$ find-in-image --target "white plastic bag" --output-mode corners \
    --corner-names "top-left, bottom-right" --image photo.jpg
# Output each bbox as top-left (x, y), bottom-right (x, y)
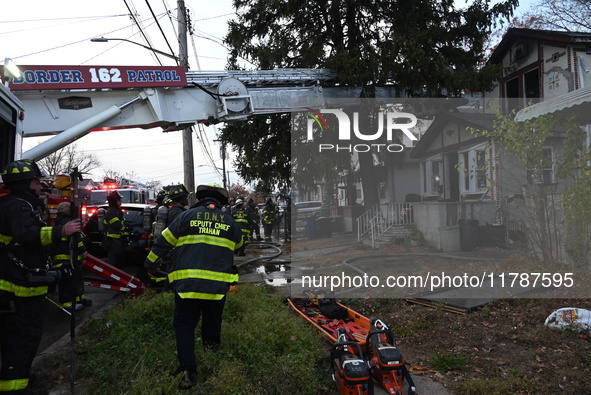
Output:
top-left (544, 307), bottom-right (591, 334)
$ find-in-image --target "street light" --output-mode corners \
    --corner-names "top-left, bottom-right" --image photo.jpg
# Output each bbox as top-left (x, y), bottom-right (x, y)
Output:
top-left (90, 37), bottom-right (179, 63)
top-left (3, 58), bottom-right (21, 86)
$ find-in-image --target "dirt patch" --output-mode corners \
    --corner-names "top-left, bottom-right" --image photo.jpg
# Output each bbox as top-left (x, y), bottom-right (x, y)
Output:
top-left (344, 297), bottom-right (591, 394)
top-left (291, 234), bottom-right (591, 393)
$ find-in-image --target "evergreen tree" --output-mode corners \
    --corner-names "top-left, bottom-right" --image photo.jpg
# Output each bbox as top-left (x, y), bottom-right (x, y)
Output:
top-left (221, 0), bottom-right (518, 207)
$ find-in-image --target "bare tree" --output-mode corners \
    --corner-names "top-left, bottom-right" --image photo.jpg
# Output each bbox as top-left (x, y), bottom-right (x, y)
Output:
top-left (529, 0), bottom-right (591, 32)
top-left (228, 182), bottom-right (250, 201)
top-left (36, 143), bottom-right (101, 176)
top-left (486, 13), bottom-right (547, 55)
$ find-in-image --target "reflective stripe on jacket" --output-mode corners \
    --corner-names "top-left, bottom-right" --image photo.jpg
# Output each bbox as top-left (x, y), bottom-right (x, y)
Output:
top-left (145, 199), bottom-right (243, 300)
top-left (0, 193), bottom-right (64, 297)
top-left (262, 204), bottom-right (276, 224)
top-left (232, 209), bottom-right (251, 235)
top-left (103, 206), bottom-right (126, 239)
top-left (52, 212), bottom-right (86, 267)
top-left (0, 377), bottom-right (29, 391)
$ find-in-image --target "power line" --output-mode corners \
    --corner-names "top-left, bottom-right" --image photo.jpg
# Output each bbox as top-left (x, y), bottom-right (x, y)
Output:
top-left (0, 15), bottom-right (125, 36)
top-left (81, 15), bottom-right (166, 64)
top-left (192, 12), bottom-right (237, 22)
top-left (194, 124), bottom-right (224, 180)
top-left (0, 14), bottom-right (129, 23)
top-left (144, 0), bottom-right (177, 63)
top-left (11, 12), bottom-right (165, 61)
top-left (161, 0), bottom-right (179, 41)
top-left (84, 141), bottom-right (178, 153)
top-left (123, 0), bottom-right (163, 65)
top-left (194, 125), bottom-right (219, 171)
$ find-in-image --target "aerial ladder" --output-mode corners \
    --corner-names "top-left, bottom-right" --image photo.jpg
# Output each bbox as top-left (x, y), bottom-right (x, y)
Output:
top-left (4, 65), bottom-right (395, 295)
top-left (9, 66), bottom-right (382, 159)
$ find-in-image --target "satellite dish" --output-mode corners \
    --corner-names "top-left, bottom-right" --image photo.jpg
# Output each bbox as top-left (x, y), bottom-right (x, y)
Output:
top-left (217, 78), bottom-right (249, 112)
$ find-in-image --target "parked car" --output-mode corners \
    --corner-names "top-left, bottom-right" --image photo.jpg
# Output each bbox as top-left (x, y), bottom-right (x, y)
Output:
top-left (294, 201), bottom-right (324, 220)
top-left (82, 203), bottom-right (155, 261)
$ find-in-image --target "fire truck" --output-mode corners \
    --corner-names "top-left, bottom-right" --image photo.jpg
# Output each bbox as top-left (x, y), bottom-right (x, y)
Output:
top-left (78, 177), bottom-right (155, 229)
top-left (89, 177), bottom-right (155, 206)
top-left (0, 83), bottom-right (25, 180)
top-left (0, 64), bottom-right (373, 295)
top-left (43, 173), bottom-right (94, 225)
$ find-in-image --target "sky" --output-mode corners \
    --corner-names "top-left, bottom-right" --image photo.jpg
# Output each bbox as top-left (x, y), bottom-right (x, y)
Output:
top-left (1, 0), bottom-right (536, 189)
top-left (1, 0), bottom-right (240, 188)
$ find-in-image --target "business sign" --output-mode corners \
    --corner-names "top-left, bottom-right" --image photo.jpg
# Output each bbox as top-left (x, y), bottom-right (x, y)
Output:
top-left (1, 65), bottom-right (187, 91)
top-left (58, 96), bottom-right (93, 110)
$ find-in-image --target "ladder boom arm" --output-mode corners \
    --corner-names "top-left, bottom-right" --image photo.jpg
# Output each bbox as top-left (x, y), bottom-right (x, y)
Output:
top-left (22, 94), bottom-right (145, 160)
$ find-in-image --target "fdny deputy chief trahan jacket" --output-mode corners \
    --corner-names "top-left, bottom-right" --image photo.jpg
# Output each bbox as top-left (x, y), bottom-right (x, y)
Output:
top-left (144, 183), bottom-right (243, 390)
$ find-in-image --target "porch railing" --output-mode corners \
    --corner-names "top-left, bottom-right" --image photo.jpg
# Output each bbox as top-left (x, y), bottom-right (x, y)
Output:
top-left (356, 204), bottom-right (381, 241)
top-left (357, 202), bottom-right (415, 247)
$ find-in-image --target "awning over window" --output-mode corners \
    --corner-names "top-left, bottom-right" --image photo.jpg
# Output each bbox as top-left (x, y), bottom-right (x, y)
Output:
top-left (515, 86), bottom-right (591, 123)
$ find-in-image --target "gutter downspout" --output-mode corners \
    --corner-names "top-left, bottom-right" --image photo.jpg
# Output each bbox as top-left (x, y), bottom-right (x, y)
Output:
top-left (22, 93), bottom-right (146, 161)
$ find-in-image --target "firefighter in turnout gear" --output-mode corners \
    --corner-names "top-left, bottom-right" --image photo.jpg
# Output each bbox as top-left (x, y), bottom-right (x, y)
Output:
top-left (103, 191), bottom-right (127, 267)
top-left (0, 159), bottom-right (81, 395)
top-left (144, 183), bottom-right (243, 390)
top-left (166, 185), bottom-right (189, 226)
top-left (51, 202), bottom-right (91, 311)
top-left (262, 198), bottom-right (276, 241)
top-left (155, 190), bottom-right (167, 207)
top-left (245, 198), bottom-right (262, 241)
top-left (152, 184), bottom-right (189, 287)
top-left (232, 198), bottom-right (251, 256)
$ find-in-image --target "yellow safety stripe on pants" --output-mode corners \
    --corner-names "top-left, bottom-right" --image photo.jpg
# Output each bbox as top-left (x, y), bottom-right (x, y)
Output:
top-left (63, 295), bottom-right (86, 307)
top-left (168, 268), bottom-right (238, 284)
top-left (176, 234), bottom-right (237, 251)
top-left (0, 280), bottom-right (48, 297)
top-left (0, 377), bottom-right (29, 391)
top-left (106, 233), bottom-right (121, 239)
top-left (177, 291), bottom-right (225, 300)
top-left (40, 227), bottom-right (53, 245)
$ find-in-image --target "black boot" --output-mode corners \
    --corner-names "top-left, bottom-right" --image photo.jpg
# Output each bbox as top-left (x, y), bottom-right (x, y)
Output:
top-left (172, 368), bottom-right (196, 390)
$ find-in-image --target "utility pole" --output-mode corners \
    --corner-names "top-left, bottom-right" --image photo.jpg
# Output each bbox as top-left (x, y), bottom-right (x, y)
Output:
top-left (178, 0), bottom-right (195, 205)
top-left (220, 144), bottom-right (228, 189)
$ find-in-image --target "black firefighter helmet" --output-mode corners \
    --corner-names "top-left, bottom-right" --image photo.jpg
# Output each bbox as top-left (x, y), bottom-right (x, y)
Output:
top-left (1, 159), bottom-right (45, 186)
top-left (107, 190), bottom-right (123, 205)
top-left (196, 183), bottom-right (229, 205)
top-left (168, 184), bottom-right (189, 201)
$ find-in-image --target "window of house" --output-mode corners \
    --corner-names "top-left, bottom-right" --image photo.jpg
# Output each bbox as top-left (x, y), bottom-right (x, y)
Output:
top-left (422, 157), bottom-right (443, 196)
top-left (527, 147), bottom-right (554, 184)
top-left (505, 77), bottom-right (520, 113)
top-left (524, 68), bottom-right (540, 103)
top-left (459, 146), bottom-right (488, 194)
